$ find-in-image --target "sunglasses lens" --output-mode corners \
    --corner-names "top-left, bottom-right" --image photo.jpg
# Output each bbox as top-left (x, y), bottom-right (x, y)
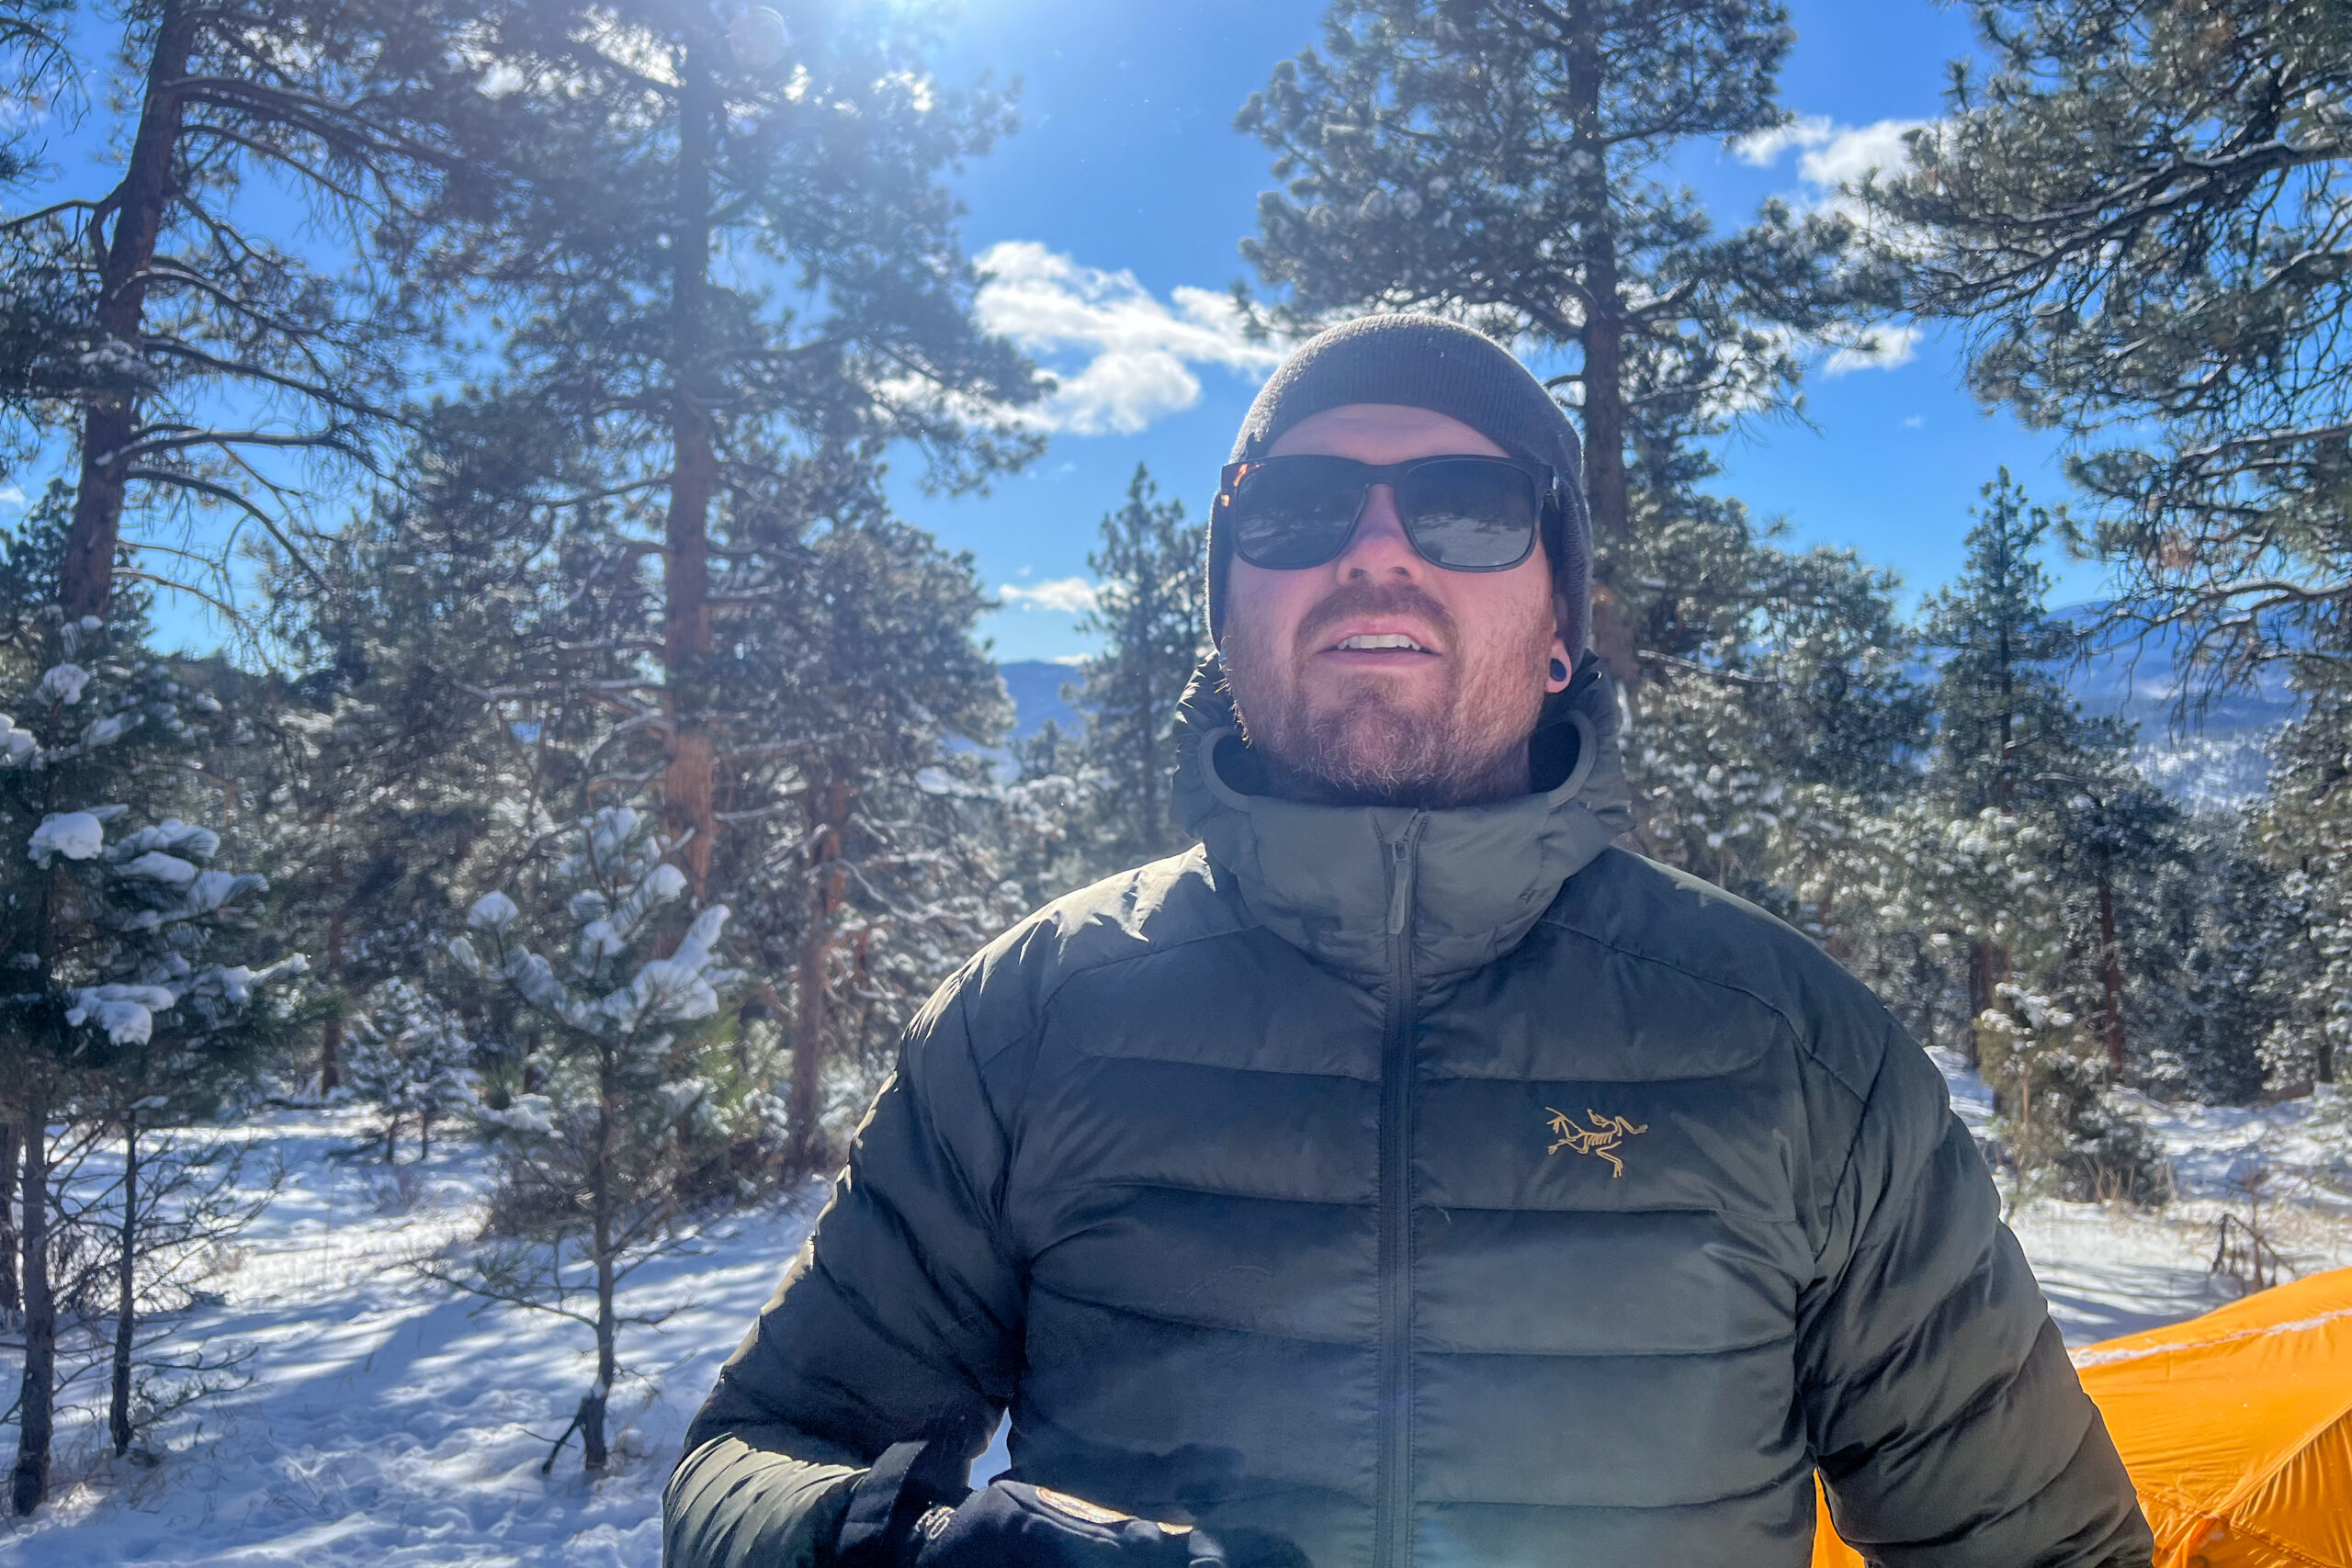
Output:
top-left (1397, 459), bottom-right (1542, 569)
top-left (1227, 458), bottom-right (1365, 569)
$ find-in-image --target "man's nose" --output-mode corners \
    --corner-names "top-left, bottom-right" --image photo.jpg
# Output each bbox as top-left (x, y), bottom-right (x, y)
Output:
top-left (1331, 484), bottom-right (1422, 581)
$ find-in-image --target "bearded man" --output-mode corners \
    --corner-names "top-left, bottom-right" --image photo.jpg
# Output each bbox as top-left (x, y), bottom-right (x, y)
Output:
top-left (664, 317), bottom-right (2154, 1568)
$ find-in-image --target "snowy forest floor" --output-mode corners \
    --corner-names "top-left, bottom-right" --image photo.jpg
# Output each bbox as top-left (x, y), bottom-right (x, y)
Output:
top-left (6, 1065), bottom-right (2352, 1566)
top-left (0, 1111), bottom-right (832, 1567)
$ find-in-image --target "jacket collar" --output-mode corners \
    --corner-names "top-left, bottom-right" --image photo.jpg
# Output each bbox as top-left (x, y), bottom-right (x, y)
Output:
top-left (1172, 655), bottom-right (1635, 983)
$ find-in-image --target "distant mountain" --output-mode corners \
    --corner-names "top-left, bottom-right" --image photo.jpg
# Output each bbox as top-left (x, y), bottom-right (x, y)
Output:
top-left (998, 660), bottom-right (1084, 741)
top-left (2055, 605), bottom-right (2300, 808)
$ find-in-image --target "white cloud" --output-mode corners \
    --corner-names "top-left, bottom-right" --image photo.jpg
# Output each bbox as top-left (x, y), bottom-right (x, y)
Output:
top-left (1735, 116), bottom-right (1930, 215)
top-left (998, 576), bottom-right (1101, 615)
top-left (1733, 114), bottom-right (1836, 167)
top-left (1736, 118), bottom-right (1933, 381)
top-left (975, 241), bottom-right (1285, 436)
top-left (1824, 324), bottom-right (1922, 376)
top-left (0, 485), bottom-right (24, 510)
top-left (1901, 414), bottom-right (1925, 430)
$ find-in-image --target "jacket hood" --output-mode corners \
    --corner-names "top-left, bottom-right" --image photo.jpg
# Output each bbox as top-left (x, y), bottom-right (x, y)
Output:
top-left (1171, 654), bottom-right (1635, 982)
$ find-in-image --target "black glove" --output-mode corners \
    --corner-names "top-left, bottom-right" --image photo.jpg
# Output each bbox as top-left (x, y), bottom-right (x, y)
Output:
top-left (836, 1434), bottom-right (1225, 1568)
top-left (910, 1480), bottom-right (1227, 1568)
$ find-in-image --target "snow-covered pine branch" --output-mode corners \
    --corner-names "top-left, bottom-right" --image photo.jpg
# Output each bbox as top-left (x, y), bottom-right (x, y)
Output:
top-left (426, 804), bottom-right (752, 1472)
top-left (0, 603), bottom-right (302, 1506)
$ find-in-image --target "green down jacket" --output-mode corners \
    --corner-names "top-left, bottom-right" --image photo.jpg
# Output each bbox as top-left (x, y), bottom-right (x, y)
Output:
top-left (666, 663), bottom-right (2154, 1568)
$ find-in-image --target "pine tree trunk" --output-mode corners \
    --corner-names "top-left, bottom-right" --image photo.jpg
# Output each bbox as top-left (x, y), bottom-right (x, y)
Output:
top-left (585, 1260), bottom-right (615, 1472)
top-left (661, 39), bottom-right (719, 902)
top-left (1563, 1), bottom-right (1635, 696)
top-left (582, 1064), bottom-right (616, 1472)
top-left (0, 1121), bottom-right (17, 1319)
top-left (1813, 888), bottom-right (1849, 961)
top-left (110, 1112), bottom-right (138, 1456)
top-left (12, 1092), bottom-right (52, 1515)
top-left (787, 917), bottom-right (829, 1174)
top-left (62, 0), bottom-right (198, 621)
top-left (319, 1018), bottom-right (342, 1097)
top-left (321, 896), bottom-right (345, 1094)
top-left (787, 781), bottom-right (849, 1173)
top-left (1963, 939), bottom-right (2007, 1068)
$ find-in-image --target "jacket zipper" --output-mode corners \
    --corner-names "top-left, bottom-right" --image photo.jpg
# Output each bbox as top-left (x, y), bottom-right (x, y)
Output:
top-left (1374, 814), bottom-right (1424, 1568)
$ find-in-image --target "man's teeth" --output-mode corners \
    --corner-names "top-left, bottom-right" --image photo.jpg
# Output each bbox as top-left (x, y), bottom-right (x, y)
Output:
top-left (1335, 633), bottom-right (1426, 651)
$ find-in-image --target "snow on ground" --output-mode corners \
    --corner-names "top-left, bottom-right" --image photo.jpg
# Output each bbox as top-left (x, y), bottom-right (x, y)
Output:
top-left (0, 1109), bottom-right (827, 1567)
top-left (1934, 1050), bottom-right (2352, 1348)
top-left (8, 1070), bottom-right (2352, 1562)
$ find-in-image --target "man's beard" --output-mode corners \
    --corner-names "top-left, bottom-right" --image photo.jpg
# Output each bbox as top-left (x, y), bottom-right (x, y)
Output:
top-left (1221, 582), bottom-right (1552, 809)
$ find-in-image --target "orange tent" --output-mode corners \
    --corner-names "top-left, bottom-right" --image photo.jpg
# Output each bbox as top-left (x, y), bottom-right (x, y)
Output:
top-left (1814, 1267), bottom-right (2352, 1567)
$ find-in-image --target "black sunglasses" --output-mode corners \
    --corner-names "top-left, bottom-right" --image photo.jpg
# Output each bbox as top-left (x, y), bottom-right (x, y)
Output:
top-left (1216, 455), bottom-right (1559, 573)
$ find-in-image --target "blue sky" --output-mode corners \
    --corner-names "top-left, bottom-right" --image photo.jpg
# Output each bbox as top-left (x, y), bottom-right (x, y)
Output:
top-left (912, 0), bottom-right (2106, 663)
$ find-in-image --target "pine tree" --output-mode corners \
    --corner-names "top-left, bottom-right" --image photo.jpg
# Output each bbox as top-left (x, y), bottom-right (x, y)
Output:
top-left (262, 397), bottom-right (1022, 1178)
top-left (392, 0), bottom-right (1043, 911)
top-left (1918, 475), bottom-right (2192, 1102)
top-left (0, 0), bottom-right (460, 622)
top-left (0, 0), bottom-right (77, 474)
top-left (2255, 668), bottom-right (2352, 1089)
top-left (2052, 775), bottom-right (2185, 1073)
top-left (0, 494), bottom-right (294, 1508)
top-left (1238, 0), bottom-right (1897, 691)
top-left (67, 816), bottom-right (300, 1462)
top-left (1913, 470), bottom-right (2103, 1037)
top-left (440, 806), bottom-right (747, 1472)
top-left (1920, 471), bottom-right (2103, 817)
top-left (1071, 465), bottom-right (1207, 867)
top-left (243, 400), bottom-right (584, 1098)
top-left (1625, 528), bottom-right (1929, 919)
top-left (1867, 0), bottom-right (2352, 684)
top-left (706, 518), bottom-right (1019, 1172)
top-left (2143, 811), bottom-right (2288, 1104)
top-left (1813, 471), bottom-right (2174, 1196)
top-left (345, 978), bottom-right (473, 1161)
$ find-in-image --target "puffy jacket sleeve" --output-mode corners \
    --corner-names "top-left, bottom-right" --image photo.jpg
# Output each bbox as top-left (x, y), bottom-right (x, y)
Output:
top-left (663, 980), bottom-right (1023, 1568)
top-left (1797, 1029), bottom-right (2154, 1568)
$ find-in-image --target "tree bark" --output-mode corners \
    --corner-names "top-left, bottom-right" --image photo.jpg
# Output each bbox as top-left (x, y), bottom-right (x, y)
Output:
top-left (786, 779), bottom-right (850, 1173)
top-left (0, 1121), bottom-right (17, 1319)
top-left (661, 39), bottom-right (720, 902)
top-left (110, 1112), bottom-right (138, 1456)
top-left (1964, 939), bottom-right (2008, 1068)
top-left (1563, 2), bottom-right (1635, 696)
top-left (321, 886), bottom-right (345, 1094)
top-left (582, 1058), bottom-right (616, 1472)
top-left (12, 1092), bottom-right (52, 1515)
top-left (63, 0), bottom-right (198, 621)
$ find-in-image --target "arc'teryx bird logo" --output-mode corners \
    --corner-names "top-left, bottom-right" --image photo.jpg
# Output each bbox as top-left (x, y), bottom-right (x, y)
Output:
top-left (1544, 1108), bottom-right (1649, 1178)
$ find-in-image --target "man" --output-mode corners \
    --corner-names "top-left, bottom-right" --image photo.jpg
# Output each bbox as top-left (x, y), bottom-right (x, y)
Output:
top-left (665, 317), bottom-right (2154, 1568)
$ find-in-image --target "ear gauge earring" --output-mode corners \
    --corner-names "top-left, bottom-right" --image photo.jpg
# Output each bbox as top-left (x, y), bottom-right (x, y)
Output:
top-left (1549, 658), bottom-right (1569, 682)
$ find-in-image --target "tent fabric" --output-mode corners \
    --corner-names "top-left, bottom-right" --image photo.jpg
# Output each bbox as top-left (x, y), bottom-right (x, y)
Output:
top-left (1814, 1268), bottom-right (2352, 1567)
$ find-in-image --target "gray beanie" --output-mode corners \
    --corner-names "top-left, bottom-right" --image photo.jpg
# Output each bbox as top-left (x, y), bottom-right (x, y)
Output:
top-left (1209, 314), bottom-right (1591, 656)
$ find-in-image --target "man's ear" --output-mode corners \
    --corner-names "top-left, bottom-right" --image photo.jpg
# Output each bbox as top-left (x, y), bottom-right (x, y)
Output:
top-left (1547, 592), bottom-right (1575, 693)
